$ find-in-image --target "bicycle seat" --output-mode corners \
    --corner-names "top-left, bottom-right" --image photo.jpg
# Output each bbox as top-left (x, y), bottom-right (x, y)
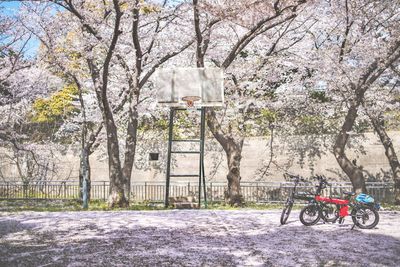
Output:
top-left (343, 191), bottom-right (356, 196)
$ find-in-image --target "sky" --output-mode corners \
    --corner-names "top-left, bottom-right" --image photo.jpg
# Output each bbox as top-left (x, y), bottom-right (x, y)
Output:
top-left (0, 1), bottom-right (20, 14)
top-left (1, 0), bottom-right (40, 58)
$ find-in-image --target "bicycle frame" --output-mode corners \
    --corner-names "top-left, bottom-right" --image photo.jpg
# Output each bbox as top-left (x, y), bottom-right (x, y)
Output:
top-left (313, 181), bottom-right (379, 222)
top-left (285, 175), bottom-right (314, 203)
top-left (315, 195), bottom-right (350, 217)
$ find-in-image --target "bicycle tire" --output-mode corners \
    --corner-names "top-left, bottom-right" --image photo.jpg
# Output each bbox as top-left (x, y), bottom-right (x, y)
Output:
top-left (320, 203), bottom-right (339, 223)
top-left (351, 206), bottom-right (379, 229)
top-left (280, 201), bottom-right (293, 225)
top-left (300, 204), bottom-right (320, 226)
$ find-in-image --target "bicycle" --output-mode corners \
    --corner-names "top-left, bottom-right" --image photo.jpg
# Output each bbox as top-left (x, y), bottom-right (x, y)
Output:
top-left (299, 175), bottom-right (339, 226)
top-left (300, 176), bottom-right (380, 229)
top-left (280, 173), bottom-right (313, 225)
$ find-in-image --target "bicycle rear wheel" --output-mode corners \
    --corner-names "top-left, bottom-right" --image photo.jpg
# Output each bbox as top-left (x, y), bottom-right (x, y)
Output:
top-left (300, 204), bottom-right (320, 226)
top-left (352, 206), bottom-right (379, 229)
top-left (280, 200), bottom-right (293, 225)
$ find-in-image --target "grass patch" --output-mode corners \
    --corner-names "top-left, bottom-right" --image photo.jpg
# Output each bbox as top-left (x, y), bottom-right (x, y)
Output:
top-left (0, 199), bottom-right (166, 212)
top-left (206, 202), bottom-right (292, 210)
top-left (1, 199), bottom-right (399, 212)
top-left (379, 203), bottom-right (400, 211)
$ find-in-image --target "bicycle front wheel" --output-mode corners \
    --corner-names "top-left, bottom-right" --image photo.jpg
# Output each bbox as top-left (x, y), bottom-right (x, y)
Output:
top-left (280, 200), bottom-right (293, 225)
top-left (320, 203), bottom-right (339, 223)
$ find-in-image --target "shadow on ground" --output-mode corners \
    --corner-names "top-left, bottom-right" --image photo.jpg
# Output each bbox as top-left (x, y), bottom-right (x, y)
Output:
top-left (0, 210), bottom-right (399, 266)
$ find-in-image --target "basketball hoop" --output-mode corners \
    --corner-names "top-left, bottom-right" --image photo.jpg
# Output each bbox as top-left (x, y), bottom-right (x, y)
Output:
top-left (182, 96), bottom-right (201, 109)
top-left (154, 68), bottom-right (224, 108)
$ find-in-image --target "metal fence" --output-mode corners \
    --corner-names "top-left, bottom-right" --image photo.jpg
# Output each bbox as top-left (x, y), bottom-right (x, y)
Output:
top-left (0, 181), bottom-right (395, 204)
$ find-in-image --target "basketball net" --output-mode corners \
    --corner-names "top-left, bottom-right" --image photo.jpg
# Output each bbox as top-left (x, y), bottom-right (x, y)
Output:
top-left (182, 96), bottom-right (201, 114)
top-left (186, 99), bottom-right (195, 108)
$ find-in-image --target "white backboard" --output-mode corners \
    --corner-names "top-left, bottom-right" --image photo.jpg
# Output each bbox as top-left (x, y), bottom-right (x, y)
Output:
top-left (154, 68), bottom-right (224, 107)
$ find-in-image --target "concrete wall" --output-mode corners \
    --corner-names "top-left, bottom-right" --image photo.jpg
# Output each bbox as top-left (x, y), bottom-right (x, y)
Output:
top-left (1, 131), bottom-right (398, 183)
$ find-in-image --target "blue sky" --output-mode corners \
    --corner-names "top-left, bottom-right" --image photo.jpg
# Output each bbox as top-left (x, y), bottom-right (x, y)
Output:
top-left (1, 1), bottom-right (40, 58)
top-left (0, 1), bottom-right (20, 14)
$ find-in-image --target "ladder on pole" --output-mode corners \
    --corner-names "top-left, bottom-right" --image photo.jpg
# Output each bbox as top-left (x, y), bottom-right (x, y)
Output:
top-left (164, 107), bottom-right (207, 208)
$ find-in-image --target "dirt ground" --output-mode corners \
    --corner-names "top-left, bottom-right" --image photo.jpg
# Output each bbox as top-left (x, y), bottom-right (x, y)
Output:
top-left (0, 209), bottom-right (399, 266)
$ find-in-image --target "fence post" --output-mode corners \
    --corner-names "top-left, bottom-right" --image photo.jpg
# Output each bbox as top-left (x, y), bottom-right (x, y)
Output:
top-left (6, 182), bottom-right (9, 198)
top-left (382, 185), bottom-right (385, 201)
top-left (145, 182), bottom-right (147, 201)
top-left (210, 182), bottom-right (213, 202)
top-left (256, 182), bottom-right (259, 202)
top-left (103, 181), bottom-right (106, 201)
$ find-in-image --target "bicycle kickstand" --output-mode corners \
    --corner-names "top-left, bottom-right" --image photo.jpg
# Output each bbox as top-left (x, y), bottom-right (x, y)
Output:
top-left (351, 223), bottom-right (356, 230)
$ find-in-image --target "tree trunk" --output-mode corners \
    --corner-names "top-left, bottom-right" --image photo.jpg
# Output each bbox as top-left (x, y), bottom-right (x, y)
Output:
top-left (369, 114), bottom-right (400, 204)
top-left (76, 77), bottom-right (91, 205)
top-left (206, 108), bottom-right (244, 205)
top-left (89, 59), bottom-right (127, 207)
top-left (82, 80), bottom-right (127, 208)
top-left (333, 104), bottom-right (367, 193)
top-left (105, 116), bottom-right (128, 208)
top-left (122, 104), bottom-right (139, 200)
top-left (79, 147), bottom-right (91, 203)
top-left (225, 141), bottom-right (244, 205)
top-left (93, 80), bottom-right (128, 208)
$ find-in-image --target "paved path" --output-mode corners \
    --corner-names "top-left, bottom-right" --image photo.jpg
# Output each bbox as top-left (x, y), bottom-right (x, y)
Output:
top-left (1, 210), bottom-right (399, 266)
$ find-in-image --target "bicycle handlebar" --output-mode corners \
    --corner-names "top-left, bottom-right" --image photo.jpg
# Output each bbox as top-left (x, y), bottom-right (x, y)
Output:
top-left (284, 173), bottom-right (332, 186)
top-left (284, 173), bottom-right (307, 183)
top-left (314, 175), bottom-right (331, 185)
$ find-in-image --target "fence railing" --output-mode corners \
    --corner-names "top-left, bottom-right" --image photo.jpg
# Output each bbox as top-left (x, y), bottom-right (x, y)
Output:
top-left (0, 181), bottom-right (395, 203)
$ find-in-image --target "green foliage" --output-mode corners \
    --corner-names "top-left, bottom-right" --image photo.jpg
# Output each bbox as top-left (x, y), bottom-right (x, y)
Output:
top-left (263, 89), bottom-right (277, 100)
top-left (139, 110), bottom-right (200, 140)
top-left (139, 117), bottom-right (169, 133)
top-left (139, 0), bottom-right (161, 14)
top-left (354, 119), bottom-right (370, 133)
top-left (239, 50), bottom-right (249, 58)
top-left (309, 90), bottom-right (331, 103)
top-left (260, 108), bottom-right (277, 124)
top-left (156, 118), bottom-right (169, 130)
top-left (300, 115), bottom-right (321, 125)
top-left (384, 111), bottom-right (400, 130)
top-left (31, 84), bottom-right (79, 123)
top-left (253, 108), bottom-right (278, 136)
top-left (296, 114), bottom-right (324, 134)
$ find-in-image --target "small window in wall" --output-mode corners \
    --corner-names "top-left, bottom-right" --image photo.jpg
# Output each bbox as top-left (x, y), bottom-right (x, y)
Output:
top-left (149, 152), bottom-right (159, 161)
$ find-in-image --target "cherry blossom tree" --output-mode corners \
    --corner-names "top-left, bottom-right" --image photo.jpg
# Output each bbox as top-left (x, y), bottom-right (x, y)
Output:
top-left (307, 0), bottom-right (400, 193)
top-left (192, 0), bottom-right (309, 205)
top-left (22, 0), bottom-right (199, 207)
top-left (1, 7), bottom-right (67, 185)
top-left (363, 75), bottom-right (400, 202)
